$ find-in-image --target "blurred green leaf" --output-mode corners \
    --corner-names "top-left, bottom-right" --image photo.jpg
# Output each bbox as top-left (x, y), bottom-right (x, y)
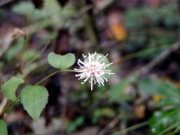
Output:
top-left (149, 110), bottom-right (180, 135)
top-left (67, 116), bottom-right (84, 132)
top-left (47, 52), bottom-right (75, 69)
top-left (0, 120), bottom-right (8, 135)
top-left (21, 85), bottom-right (48, 121)
top-left (125, 4), bottom-right (178, 29)
top-left (138, 77), bottom-right (180, 99)
top-left (109, 80), bottom-right (134, 103)
top-left (22, 49), bottom-right (39, 61)
top-left (93, 107), bottom-right (116, 123)
top-left (62, 4), bottom-right (77, 17)
top-left (138, 78), bottom-right (159, 95)
top-left (5, 38), bottom-right (24, 62)
top-left (12, 1), bottom-right (34, 16)
top-left (2, 77), bottom-right (24, 101)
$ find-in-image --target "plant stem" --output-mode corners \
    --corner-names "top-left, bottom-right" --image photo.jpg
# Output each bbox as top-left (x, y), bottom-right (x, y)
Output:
top-left (0, 96), bottom-right (20, 116)
top-left (25, 41), bottom-right (49, 68)
top-left (122, 44), bottom-right (170, 61)
top-left (35, 69), bottom-right (75, 86)
top-left (0, 69), bottom-right (75, 116)
top-left (78, 0), bottom-right (98, 45)
top-left (111, 121), bottom-right (148, 135)
top-left (35, 70), bottom-right (60, 85)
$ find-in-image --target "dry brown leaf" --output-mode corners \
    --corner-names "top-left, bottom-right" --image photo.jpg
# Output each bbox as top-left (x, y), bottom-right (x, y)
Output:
top-left (107, 10), bottom-right (127, 41)
top-left (110, 24), bottom-right (127, 41)
top-left (134, 105), bottom-right (145, 119)
top-left (12, 28), bottom-right (25, 39)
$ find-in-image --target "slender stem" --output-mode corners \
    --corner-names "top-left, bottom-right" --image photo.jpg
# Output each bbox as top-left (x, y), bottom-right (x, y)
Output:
top-left (25, 41), bottom-right (49, 68)
top-left (78, 0), bottom-right (98, 45)
top-left (35, 69), bottom-right (76, 86)
top-left (0, 69), bottom-right (75, 116)
top-left (61, 69), bottom-right (76, 72)
top-left (0, 96), bottom-right (20, 116)
top-left (122, 44), bottom-right (170, 61)
top-left (111, 121), bottom-right (148, 135)
top-left (35, 70), bottom-right (60, 86)
top-left (0, 0), bottom-right (13, 6)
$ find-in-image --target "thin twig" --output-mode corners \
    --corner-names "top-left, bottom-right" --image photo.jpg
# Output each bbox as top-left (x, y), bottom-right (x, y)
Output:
top-left (34, 69), bottom-right (60, 86)
top-left (111, 121), bottom-right (148, 135)
top-left (0, 96), bottom-right (20, 116)
top-left (18, 59), bottom-right (47, 79)
top-left (137, 42), bottom-right (180, 76)
top-left (97, 114), bottom-right (121, 135)
top-left (76, 5), bottom-right (93, 17)
top-left (0, 98), bottom-right (8, 114)
top-left (25, 41), bottom-right (50, 68)
top-left (0, 0), bottom-right (13, 6)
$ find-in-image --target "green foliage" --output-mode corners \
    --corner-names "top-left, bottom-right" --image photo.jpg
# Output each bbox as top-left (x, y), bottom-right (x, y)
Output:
top-left (109, 79), bottom-right (135, 103)
top-left (22, 49), bottom-right (39, 61)
top-left (12, 0), bottom-right (77, 28)
top-left (67, 116), bottom-right (85, 132)
top-left (12, 1), bottom-right (35, 16)
top-left (93, 107), bottom-right (116, 123)
top-left (2, 77), bottom-right (24, 101)
top-left (125, 4), bottom-right (178, 29)
top-left (48, 52), bottom-right (75, 69)
top-left (148, 110), bottom-right (180, 135)
top-left (138, 77), bottom-right (180, 99)
top-left (138, 77), bottom-right (180, 134)
top-left (21, 85), bottom-right (49, 121)
top-left (0, 120), bottom-right (8, 135)
top-left (61, 4), bottom-right (77, 18)
top-left (5, 38), bottom-right (24, 62)
top-left (123, 2), bottom-right (178, 61)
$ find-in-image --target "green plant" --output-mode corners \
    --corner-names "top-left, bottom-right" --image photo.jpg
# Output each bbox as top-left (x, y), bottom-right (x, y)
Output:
top-left (0, 50), bottom-right (114, 134)
top-left (138, 77), bottom-right (180, 134)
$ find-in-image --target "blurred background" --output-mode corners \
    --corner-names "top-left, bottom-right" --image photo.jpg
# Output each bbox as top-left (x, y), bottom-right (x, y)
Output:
top-left (0, 0), bottom-right (180, 135)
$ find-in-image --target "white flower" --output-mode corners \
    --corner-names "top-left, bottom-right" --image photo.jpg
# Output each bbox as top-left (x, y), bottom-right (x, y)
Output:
top-left (74, 52), bottom-right (114, 90)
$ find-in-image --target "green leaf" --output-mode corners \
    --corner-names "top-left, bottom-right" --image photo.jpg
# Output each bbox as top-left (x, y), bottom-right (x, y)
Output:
top-left (138, 78), bottom-right (180, 99)
top-left (94, 108), bottom-right (116, 118)
top-left (47, 52), bottom-right (75, 69)
top-left (62, 4), bottom-right (77, 17)
top-left (12, 1), bottom-right (34, 16)
top-left (67, 116), bottom-right (84, 132)
top-left (138, 78), bottom-right (159, 95)
top-left (0, 120), bottom-right (8, 135)
top-left (2, 77), bottom-right (24, 101)
top-left (109, 80), bottom-right (134, 103)
top-left (21, 85), bottom-right (49, 121)
top-left (5, 38), bottom-right (24, 62)
top-left (22, 49), bottom-right (39, 61)
top-left (148, 110), bottom-right (180, 135)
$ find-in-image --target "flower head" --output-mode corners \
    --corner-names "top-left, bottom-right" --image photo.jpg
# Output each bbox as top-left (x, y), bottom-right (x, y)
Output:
top-left (74, 52), bottom-right (114, 90)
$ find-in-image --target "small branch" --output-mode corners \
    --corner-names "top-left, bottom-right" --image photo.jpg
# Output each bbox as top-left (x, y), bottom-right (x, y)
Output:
top-left (137, 42), bottom-right (180, 76)
top-left (35, 69), bottom-right (60, 86)
top-left (76, 5), bottom-right (93, 17)
top-left (0, 0), bottom-right (13, 6)
top-left (95, 0), bottom-right (117, 11)
top-left (0, 97), bottom-right (20, 116)
top-left (111, 121), bottom-right (148, 135)
top-left (18, 59), bottom-right (47, 79)
top-left (78, 0), bottom-right (98, 45)
top-left (25, 41), bottom-right (50, 68)
top-left (0, 98), bottom-right (8, 115)
top-left (97, 114), bottom-right (121, 135)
